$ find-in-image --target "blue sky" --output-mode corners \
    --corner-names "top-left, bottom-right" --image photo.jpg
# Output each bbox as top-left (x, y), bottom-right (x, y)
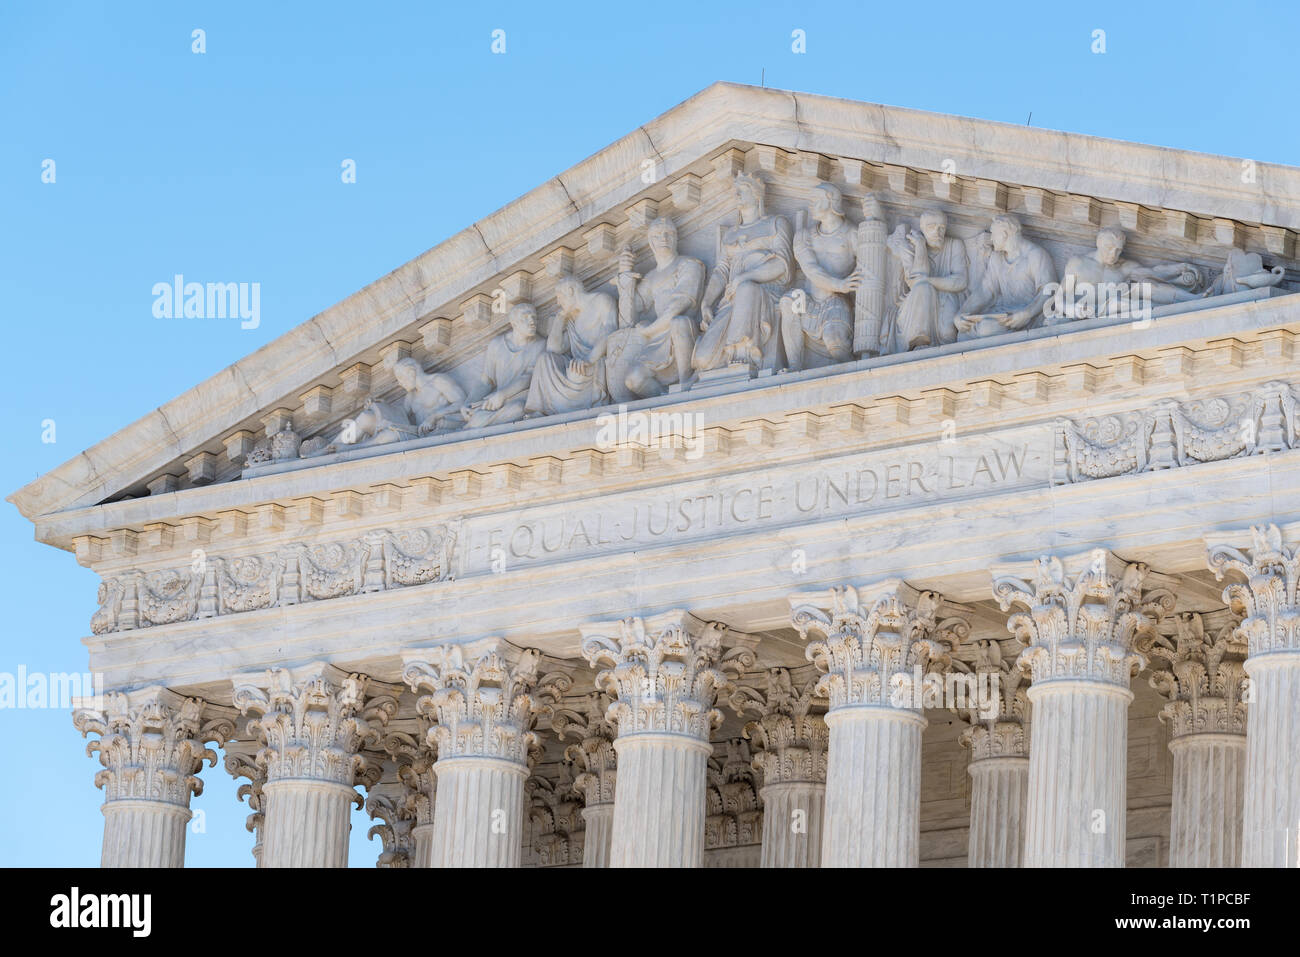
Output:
top-left (1, 1), bottom-right (1295, 867)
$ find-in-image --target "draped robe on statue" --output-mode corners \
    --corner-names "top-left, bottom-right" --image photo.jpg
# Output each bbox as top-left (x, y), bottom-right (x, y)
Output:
top-left (526, 298), bottom-right (618, 415)
top-left (890, 235), bottom-right (968, 350)
top-left (693, 217), bottom-right (793, 370)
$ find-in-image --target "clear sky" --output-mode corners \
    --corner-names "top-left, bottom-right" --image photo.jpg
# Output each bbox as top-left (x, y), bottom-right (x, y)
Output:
top-left (1, 0), bottom-right (1295, 867)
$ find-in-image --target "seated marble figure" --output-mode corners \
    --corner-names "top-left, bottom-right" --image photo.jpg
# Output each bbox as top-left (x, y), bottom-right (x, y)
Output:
top-left (525, 276), bottom-right (619, 416)
top-left (955, 214), bottom-right (1057, 338)
top-left (693, 172), bottom-right (794, 372)
top-left (886, 208), bottom-right (969, 351)
top-left (606, 217), bottom-right (706, 399)
top-left (460, 302), bottom-right (546, 429)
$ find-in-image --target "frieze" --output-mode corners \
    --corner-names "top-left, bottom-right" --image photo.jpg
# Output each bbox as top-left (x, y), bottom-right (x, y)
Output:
top-left (1053, 380), bottom-right (1299, 484)
top-left (90, 525), bottom-right (455, 635)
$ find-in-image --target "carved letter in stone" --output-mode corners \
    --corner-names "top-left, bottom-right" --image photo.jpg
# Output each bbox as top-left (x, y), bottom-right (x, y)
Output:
top-left (886, 208), bottom-right (969, 351)
top-left (460, 302), bottom-right (546, 429)
top-left (606, 217), bottom-right (706, 399)
top-left (955, 214), bottom-right (1056, 337)
top-left (524, 275), bottom-right (619, 415)
top-left (693, 172), bottom-right (794, 373)
top-left (778, 182), bottom-right (857, 371)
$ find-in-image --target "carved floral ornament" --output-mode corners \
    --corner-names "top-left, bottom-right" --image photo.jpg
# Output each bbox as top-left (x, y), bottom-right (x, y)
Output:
top-left (790, 581), bottom-right (970, 710)
top-left (1207, 523), bottom-right (1300, 658)
top-left (73, 688), bottom-right (235, 805)
top-left (579, 612), bottom-right (756, 739)
top-left (226, 161), bottom-right (1294, 478)
top-left (1137, 611), bottom-right (1248, 738)
top-left (949, 638), bottom-right (1030, 760)
top-left (992, 552), bottom-right (1176, 687)
top-left (730, 667), bottom-right (829, 785)
top-left (232, 664), bottom-right (399, 789)
top-left (552, 691), bottom-right (618, 806)
top-left (401, 641), bottom-right (572, 764)
top-left (1054, 381), bottom-right (1300, 484)
top-left (91, 525), bottom-right (453, 635)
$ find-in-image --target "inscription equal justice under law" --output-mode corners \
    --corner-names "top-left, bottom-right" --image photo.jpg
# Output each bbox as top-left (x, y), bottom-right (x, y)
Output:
top-left (460, 425), bottom-right (1052, 573)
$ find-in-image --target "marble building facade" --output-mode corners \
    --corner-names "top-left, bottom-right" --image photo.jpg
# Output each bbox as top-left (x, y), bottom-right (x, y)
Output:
top-left (13, 83), bottom-right (1300, 868)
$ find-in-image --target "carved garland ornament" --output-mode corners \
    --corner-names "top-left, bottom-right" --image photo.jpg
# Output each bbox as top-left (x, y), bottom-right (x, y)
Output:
top-left (91, 524), bottom-right (454, 634)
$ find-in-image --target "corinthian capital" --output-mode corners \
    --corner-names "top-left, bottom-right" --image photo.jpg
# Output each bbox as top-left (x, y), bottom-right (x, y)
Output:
top-left (790, 581), bottom-right (969, 711)
top-left (553, 692), bottom-right (617, 806)
top-left (1138, 610), bottom-right (1248, 737)
top-left (381, 731), bottom-right (437, 827)
top-left (223, 745), bottom-right (266, 840)
top-left (731, 666), bottom-right (828, 784)
top-left (993, 551), bottom-right (1176, 686)
top-left (579, 610), bottom-right (754, 739)
top-left (401, 639), bottom-right (571, 764)
top-left (951, 639), bottom-right (1030, 759)
top-left (232, 663), bottom-right (400, 787)
top-left (1207, 523), bottom-right (1300, 657)
top-left (73, 687), bottom-right (235, 806)
top-left (365, 792), bottom-right (415, 868)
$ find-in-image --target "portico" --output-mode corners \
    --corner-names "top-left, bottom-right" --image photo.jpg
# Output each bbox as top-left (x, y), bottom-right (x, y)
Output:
top-left (15, 83), bottom-right (1300, 867)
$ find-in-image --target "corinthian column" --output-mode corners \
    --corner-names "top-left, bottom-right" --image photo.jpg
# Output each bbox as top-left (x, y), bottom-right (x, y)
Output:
top-left (224, 746), bottom-right (266, 866)
top-left (233, 664), bottom-right (399, 868)
top-left (731, 667), bottom-right (828, 867)
top-left (791, 581), bottom-right (968, 868)
top-left (554, 692), bottom-right (618, 868)
top-left (381, 731), bottom-right (438, 868)
top-left (1208, 523), bottom-right (1300, 867)
top-left (580, 611), bottom-right (753, 867)
top-left (402, 640), bottom-right (569, 868)
top-left (1138, 611), bottom-right (1247, 867)
top-left (953, 639), bottom-right (1030, 867)
top-left (74, 687), bottom-right (234, 868)
top-left (994, 551), bottom-right (1175, 867)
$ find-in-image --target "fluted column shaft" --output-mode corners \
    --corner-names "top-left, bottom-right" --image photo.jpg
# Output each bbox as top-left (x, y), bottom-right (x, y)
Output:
top-left (1023, 681), bottom-right (1130, 867)
top-left (610, 733), bottom-right (710, 867)
top-left (1168, 733), bottom-right (1245, 867)
top-left (759, 781), bottom-right (825, 868)
top-left (1242, 652), bottom-right (1300, 866)
top-left (429, 756), bottom-right (527, 868)
top-left (75, 687), bottom-right (232, 870)
top-left (967, 756), bottom-right (1029, 867)
top-left (581, 804), bottom-right (615, 868)
top-left (412, 823), bottom-right (435, 868)
top-left (260, 779), bottom-right (355, 868)
top-left (822, 707), bottom-right (925, 867)
top-left (100, 801), bottom-right (190, 868)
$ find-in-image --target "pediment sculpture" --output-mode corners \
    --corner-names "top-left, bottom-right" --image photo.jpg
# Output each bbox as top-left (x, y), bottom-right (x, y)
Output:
top-left (266, 168), bottom-right (1294, 466)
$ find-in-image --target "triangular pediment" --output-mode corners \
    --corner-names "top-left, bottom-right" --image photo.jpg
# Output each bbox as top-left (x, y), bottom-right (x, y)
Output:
top-left (12, 81), bottom-right (1300, 537)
